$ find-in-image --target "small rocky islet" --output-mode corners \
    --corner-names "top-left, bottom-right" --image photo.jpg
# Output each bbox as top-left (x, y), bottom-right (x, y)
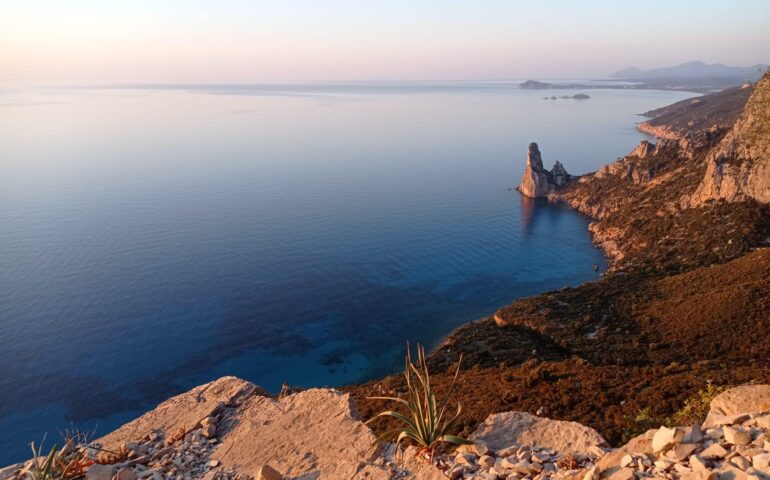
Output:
top-left (4, 72), bottom-right (770, 480)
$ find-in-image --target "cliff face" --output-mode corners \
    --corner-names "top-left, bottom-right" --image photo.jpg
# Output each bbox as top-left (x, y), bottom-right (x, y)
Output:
top-left (550, 72), bottom-right (770, 272)
top-left (691, 72), bottom-right (770, 205)
top-left (517, 143), bottom-right (574, 198)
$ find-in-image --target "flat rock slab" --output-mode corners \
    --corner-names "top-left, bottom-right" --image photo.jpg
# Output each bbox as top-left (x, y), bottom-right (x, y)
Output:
top-left (704, 384), bottom-right (770, 427)
top-left (470, 411), bottom-right (608, 456)
top-left (98, 376), bottom-right (263, 449)
top-left (211, 388), bottom-right (389, 480)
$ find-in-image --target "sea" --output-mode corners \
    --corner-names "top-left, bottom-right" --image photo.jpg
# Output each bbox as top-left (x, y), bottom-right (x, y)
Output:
top-left (0, 81), bottom-right (696, 462)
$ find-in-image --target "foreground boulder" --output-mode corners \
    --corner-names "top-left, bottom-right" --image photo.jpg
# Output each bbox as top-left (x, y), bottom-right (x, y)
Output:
top-left (704, 384), bottom-right (770, 428)
top-left (98, 376), bottom-right (261, 449)
top-left (470, 411), bottom-right (608, 456)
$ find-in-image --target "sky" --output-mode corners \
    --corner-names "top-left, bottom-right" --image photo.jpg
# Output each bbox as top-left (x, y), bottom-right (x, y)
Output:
top-left (1, 0), bottom-right (769, 82)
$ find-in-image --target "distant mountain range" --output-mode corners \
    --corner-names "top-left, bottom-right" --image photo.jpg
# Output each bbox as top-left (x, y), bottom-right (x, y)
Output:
top-left (610, 61), bottom-right (767, 81)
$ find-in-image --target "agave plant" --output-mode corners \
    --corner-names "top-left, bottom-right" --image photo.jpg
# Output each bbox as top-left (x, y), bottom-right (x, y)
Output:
top-left (367, 342), bottom-right (471, 460)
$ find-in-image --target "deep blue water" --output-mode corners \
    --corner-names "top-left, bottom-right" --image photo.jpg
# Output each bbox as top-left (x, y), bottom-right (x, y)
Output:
top-left (0, 83), bottom-right (695, 462)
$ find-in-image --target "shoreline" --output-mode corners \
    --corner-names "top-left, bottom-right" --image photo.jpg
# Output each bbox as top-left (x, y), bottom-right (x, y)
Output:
top-left (636, 121), bottom-right (681, 140)
top-left (424, 124), bottom-right (665, 357)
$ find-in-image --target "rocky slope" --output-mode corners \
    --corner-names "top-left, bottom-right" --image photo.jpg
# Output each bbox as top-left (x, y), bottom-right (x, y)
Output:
top-left (638, 83), bottom-right (753, 140)
top-left (692, 72), bottom-right (770, 205)
top-left (5, 379), bottom-right (770, 480)
top-left (554, 133), bottom-right (770, 272)
top-left (550, 71), bottom-right (770, 270)
top-left (550, 72), bottom-right (770, 271)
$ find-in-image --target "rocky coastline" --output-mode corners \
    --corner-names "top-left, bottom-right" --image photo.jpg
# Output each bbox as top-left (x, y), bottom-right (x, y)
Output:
top-left (4, 73), bottom-right (770, 480)
top-left (636, 123), bottom-right (679, 140)
top-left (352, 71), bottom-right (770, 463)
top-left (637, 83), bottom-right (754, 141)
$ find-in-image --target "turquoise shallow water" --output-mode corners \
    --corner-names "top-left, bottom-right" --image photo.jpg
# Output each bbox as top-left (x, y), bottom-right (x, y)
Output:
top-left (0, 83), bottom-right (695, 462)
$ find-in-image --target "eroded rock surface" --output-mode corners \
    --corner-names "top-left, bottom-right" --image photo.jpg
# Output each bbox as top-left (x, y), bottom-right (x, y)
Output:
top-left (53, 378), bottom-right (443, 480)
top-left (704, 384), bottom-right (770, 428)
top-left (98, 376), bottom-right (263, 449)
top-left (692, 71), bottom-right (770, 205)
top-left (210, 388), bottom-right (390, 479)
top-left (518, 143), bottom-right (575, 198)
top-left (470, 411), bottom-right (608, 456)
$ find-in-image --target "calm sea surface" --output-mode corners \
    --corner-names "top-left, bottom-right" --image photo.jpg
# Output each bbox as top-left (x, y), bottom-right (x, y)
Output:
top-left (0, 83), bottom-right (694, 462)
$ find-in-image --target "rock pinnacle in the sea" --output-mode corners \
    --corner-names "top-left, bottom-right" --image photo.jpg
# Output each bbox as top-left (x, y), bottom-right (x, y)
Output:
top-left (517, 142), bottom-right (574, 198)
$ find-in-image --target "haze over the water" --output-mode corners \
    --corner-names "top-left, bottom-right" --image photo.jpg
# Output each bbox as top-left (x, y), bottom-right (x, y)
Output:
top-left (2, 0), bottom-right (769, 83)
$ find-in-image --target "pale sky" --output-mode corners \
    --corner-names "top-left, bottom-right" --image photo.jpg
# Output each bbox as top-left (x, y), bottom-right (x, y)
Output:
top-left (2, 0), bottom-right (769, 82)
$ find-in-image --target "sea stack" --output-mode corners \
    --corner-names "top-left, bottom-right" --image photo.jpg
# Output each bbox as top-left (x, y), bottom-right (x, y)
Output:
top-left (517, 143), bottom-right (574, 198)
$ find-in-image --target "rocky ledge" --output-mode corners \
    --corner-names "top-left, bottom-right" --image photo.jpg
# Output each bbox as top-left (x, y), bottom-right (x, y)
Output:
top-left (3, 380), bottom-right (770, 480)
top-left (517, 143), bottom-right (575, 198)
top-left (1, 377), bottom-right (440, 480)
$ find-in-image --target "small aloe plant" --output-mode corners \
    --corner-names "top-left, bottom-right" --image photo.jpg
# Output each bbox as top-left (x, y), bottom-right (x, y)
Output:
top-left (367, 342), bottom-right (471, 460)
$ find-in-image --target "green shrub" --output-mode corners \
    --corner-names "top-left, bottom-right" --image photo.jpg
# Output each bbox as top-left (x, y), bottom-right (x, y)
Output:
top-left (668, 382), bottom-right (725, 426)
top-left (621, 382), bottom-right (726, 443)
top-left (621, 407), bottom-right (663, 443)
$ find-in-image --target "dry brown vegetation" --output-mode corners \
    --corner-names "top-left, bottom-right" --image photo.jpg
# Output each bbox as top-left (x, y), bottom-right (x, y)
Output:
top-left (348, 76), bottom-right (770, 448)
top-left (639, 84), bottom-right (753, 139)
top-left (348, 250), bottom-right (770, 446)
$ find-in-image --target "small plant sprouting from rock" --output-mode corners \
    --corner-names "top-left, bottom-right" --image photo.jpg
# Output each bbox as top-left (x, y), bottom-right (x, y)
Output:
top-left (669, 381), bottom-right (725, 426)
top-left (622, 407), bottom-right (662, 443)
top-left (366, 342), bottom-right (471, 461)
top-left (16, 438), bottom-right (91, 480)
top-left (621, 382), bottom-right (727, 443)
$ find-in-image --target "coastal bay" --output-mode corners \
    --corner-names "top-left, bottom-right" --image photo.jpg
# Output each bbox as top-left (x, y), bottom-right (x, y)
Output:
top-left (0, 83), bottom-right (694, 464)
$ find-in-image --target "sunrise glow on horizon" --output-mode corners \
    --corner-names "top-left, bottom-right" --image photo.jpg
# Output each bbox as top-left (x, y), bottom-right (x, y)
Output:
top-left (2, 0), bottom-right (770, 83)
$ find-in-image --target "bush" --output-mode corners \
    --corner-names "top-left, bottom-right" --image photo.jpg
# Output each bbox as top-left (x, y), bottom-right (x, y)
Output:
top-left (668, 382), bottom-right (725, 426)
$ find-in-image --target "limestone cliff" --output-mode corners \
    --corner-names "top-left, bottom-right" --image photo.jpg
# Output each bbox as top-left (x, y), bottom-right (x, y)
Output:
top-left (517, 143), bottom-right (574, 198)
top-left (691, 71), bottom-right (770, 205)
top-left (551, 128), bottom-right (769, 272)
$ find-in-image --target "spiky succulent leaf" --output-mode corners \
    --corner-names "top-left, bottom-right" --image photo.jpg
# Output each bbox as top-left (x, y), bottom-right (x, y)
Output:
top-left (366, 342), bottom-right (471, 453)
